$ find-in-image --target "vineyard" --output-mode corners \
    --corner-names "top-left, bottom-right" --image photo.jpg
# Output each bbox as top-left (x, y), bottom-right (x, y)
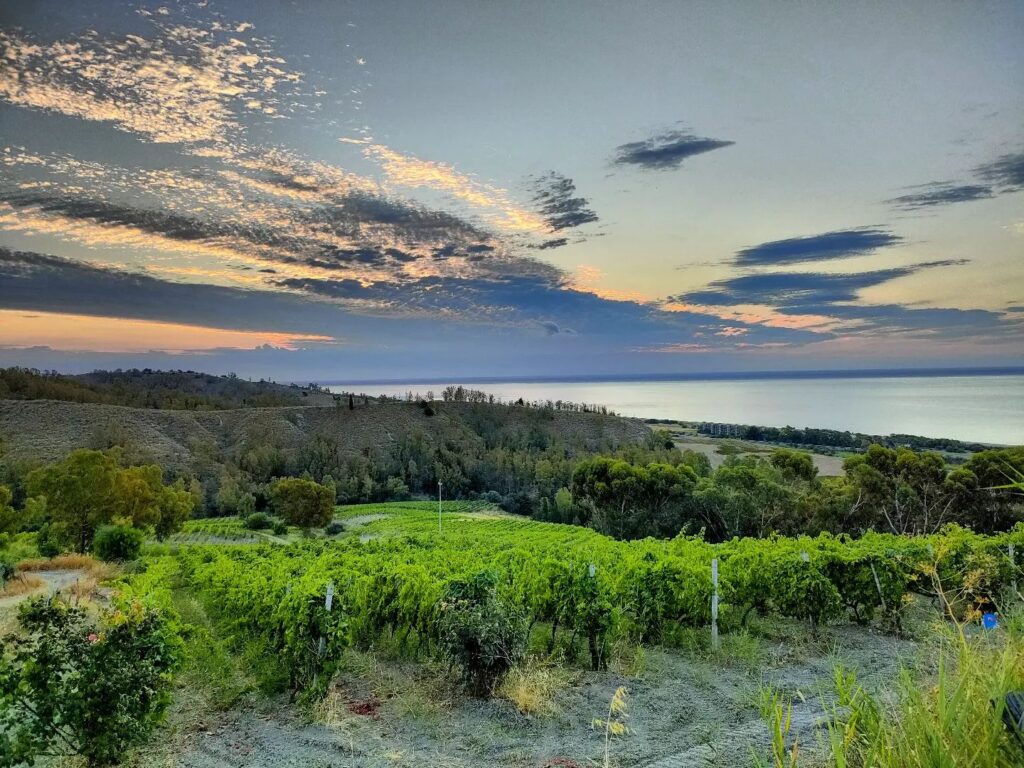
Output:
top-left (139, 502), bottom-right (1024, 693)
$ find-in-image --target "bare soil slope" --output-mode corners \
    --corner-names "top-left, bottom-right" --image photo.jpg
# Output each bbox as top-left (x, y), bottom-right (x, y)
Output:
top-left (0, 399), bottom-right (649, 473)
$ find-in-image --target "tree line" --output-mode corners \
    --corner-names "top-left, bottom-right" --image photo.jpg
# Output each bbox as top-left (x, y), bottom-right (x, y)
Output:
top-left (557, 443), bottom-right (1023, 541)
top-left (690, 420), bottom-right (991, 454)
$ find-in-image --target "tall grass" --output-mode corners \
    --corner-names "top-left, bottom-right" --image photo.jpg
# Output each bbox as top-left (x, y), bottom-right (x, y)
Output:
top-left (754, 581), bottom-right (1024, 767)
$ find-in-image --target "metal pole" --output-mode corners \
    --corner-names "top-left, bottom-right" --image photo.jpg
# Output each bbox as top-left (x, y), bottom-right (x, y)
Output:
top-left (438, 481), bottom-right (443, 534)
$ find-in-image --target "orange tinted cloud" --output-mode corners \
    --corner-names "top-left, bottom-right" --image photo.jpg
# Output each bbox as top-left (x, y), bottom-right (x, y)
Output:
top-left (663, 300), bottom-right (838, 331)
top-left (363, 144), bottom-right (546, 233)
top-left (571, 265), bottom-right (652, 303)
top-left (0, 310), bottom-right (333, 352)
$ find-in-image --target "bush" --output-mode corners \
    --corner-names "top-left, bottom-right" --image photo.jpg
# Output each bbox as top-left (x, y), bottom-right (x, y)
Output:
top-left (479, 490), bottom-right (503, 505)
top-left (271, 519), bottom-right (289, 536)
top-left (0, 597), bottom-right (182, 767)
top-left (436, 570), bottom-right (526, 696)
top-left (35, 524), bottom-right (61, 558)
top-left (243, 512), bottom-right (273, 531)
top-left (324, 520), bottom-right (344, 536)
top-left (92, 524), bottom-right (144, 562)
top-left (269, 478), bottom-right (334, 529)
top-left (0, 560), bottom-right (14, 586)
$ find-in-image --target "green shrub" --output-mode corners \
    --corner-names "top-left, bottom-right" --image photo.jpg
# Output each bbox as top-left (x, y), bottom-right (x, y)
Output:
top-left (92, 524), bottom-right (144, 562)
top-left (436, 570), bottom-right (526, 696)
top-left (324, 520), bottom-right (344, 536)
top-left (243, 512), bottom-right (273, 530)
top-left (0, 560), bottom-right (14, 587)
top-left (269, 478), bottom-right (334, 529)
top-left (35, 523), bottom-right (61, 558)
top-left (0, 597), bottom-right (181, 767)
top-left (271, 519), bottom-right (289, 536)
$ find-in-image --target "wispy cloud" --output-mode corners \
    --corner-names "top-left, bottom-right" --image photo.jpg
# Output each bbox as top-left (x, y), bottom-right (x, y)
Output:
top-left (0, 18), bottom-right (304, 150)
top-left (612, 128), bottom-right (734, 170)
top-left (530, 172), bottom-right (598, 232)
top-left (675, 262), bottom-right (964, 308)
top-left (734, 227), bottom-right (903, 266)
top-left (362, 144), bottom-right (546, 233)
top-left (886, 150), bottom-right (1024, 211)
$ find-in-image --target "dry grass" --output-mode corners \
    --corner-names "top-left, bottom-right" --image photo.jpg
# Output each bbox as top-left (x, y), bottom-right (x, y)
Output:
top-left (0, 573), bottom-right (45, 597)
top-left (497, 658), bottom-right (577, 716)
top-left (17, 553), bottom-right (96, 572)
top-left (17, 554), bottom-right (118, 582)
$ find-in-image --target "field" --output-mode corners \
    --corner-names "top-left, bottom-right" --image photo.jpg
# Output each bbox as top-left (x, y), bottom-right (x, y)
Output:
top-left (650, 422), bottom-right (846, 476)
top-left (3, 502), bottom-right (1021, 767)
top-left (121, 503), bottom-right (1022, 766)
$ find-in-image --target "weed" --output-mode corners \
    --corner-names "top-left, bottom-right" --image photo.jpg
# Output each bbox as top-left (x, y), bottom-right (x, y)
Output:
top-left (753, 685), bottom-right (800, 768)
top-left (0, 572), bottom-right (44, 597)
top-left (497, 657), bottom-right (577, 716)
top-left (592, 686), bottom-right (630, 768)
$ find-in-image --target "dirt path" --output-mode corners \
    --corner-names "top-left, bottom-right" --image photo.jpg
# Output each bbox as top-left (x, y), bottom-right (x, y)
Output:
top-left (0, 569), bottom-right (88, 610)
top-left (160, 619), bottom-right (921, 768)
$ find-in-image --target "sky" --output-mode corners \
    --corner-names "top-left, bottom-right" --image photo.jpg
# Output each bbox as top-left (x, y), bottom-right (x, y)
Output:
top-left (0, 0), bottom-right (1022, 382)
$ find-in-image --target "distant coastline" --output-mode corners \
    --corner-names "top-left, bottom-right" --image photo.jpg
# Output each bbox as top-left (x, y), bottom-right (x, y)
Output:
top-left (320, 365), bottom-right (1024, 388)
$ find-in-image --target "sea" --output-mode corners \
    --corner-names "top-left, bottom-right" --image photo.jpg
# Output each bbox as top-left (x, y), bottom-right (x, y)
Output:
top-left (325, 371), bottom-right (1024, 446)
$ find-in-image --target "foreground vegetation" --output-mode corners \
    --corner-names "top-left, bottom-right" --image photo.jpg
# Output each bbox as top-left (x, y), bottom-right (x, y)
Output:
top-left (0, 500), bottom-right (1021, 766)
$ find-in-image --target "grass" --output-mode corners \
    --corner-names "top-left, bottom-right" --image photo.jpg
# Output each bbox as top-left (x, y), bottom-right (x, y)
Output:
top-left (751, 585), bottom-right (1024, 768)
top-left (17, 552), bottom-right (98, 572)
top-left (821, 625), bottom-right (1024, 767)
top-left (0, 572), bottom-right (45, 597)
top-left (497, 658), bottom-right (578, 716)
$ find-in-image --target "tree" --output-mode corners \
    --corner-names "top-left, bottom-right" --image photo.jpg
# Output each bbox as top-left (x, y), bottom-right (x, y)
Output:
top-left (963, 447), bottom-right (1024, 531)
top-left (269, 477), bottom-right (334, 529)
top-left (843, 445), bottom-right (978, 534)
top-left (0, 486), bottom-right (24, 536)
top-left (26, 450), bottom-right (118, 553)
top-left (571, 457), bottom-right (697, 539)
top-left (770, 448), bottom-right (818, 483)
top-left (26, 451), bottom-right (193, 552)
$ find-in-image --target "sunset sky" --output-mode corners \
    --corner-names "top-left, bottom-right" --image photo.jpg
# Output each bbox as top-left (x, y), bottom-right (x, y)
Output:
top-left (1, 0), bottom-right (1022, 381)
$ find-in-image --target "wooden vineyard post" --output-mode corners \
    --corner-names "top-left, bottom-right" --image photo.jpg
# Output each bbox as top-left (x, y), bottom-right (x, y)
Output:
top-left (869, 562), bottom-right (887, 612)
top-left (318, 581), bottom-right (335, 658)
top-left (1011, 543), bottom-right (1017, 595)
top-left (711, 558), bottom-right (719, 651)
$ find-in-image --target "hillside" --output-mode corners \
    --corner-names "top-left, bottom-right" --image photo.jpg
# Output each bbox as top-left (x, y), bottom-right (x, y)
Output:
top-left (0, 398), bottom-right (650, 477)
top-left (0, 368), bottom-right (336, 410)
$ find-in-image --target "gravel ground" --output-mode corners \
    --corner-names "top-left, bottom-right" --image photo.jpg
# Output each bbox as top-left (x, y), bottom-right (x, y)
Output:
top-left (156, 618), bottom-right (922, 768)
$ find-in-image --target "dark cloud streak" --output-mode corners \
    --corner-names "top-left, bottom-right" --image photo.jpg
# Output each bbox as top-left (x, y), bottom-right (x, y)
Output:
top-left (530, 172), bottom-right (598, 231)
top-left (735, 228), bottom-right (903, 266)
top-left (612, 129), bottom-right (734, 170)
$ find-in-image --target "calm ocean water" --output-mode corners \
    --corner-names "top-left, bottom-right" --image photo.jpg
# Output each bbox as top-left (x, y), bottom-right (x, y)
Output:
top-left (328, 374), bottom-right (1024, 445)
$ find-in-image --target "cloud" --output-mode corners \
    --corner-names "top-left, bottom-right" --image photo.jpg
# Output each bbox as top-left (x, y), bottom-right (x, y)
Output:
top-left (734, 227), bottom-right (903, 266)
top-left (975, 151), bottom-right (1024, 191)
top-left (530, 172), bottom-right (598, 231)
top-left (533, 238), bottom-right (569, 250)
top-left (0, 19), bottom-right (305, 149)
top-left (673, 258), bottom-right (1023, 342)
top-left (674, 262), bottom-right (963, 308)
top-left (612, 129), bottom-right (734, 170)
top-left (781, 302), bottom-right (1024, 341)
top-left (889, 183), bottom-right (997, 210)
top-left (886, 150), bottom-right (1024, 210)
top-left (362, 144), bottom-right (546, 233)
